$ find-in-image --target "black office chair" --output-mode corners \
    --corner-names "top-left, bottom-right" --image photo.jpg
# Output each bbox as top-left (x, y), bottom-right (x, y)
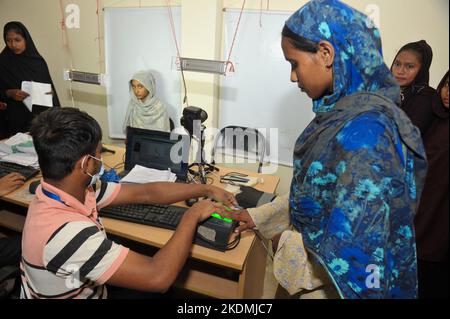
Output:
top-left (211, 126), bottom-right (266, 173)
top-left (0, 236), bottom-right (22, 299)
top-left (0, 265), bottom-right (19, 299)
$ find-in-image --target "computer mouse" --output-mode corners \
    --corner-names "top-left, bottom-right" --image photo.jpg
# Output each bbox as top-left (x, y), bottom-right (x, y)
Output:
top-left (29, 180), bottom-right (41, 194)
top-left (185, 198), bottom-right (198, 207)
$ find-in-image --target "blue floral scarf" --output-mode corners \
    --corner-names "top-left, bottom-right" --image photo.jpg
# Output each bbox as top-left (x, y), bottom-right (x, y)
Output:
top-left (286, 0), bottom-right (427, 298)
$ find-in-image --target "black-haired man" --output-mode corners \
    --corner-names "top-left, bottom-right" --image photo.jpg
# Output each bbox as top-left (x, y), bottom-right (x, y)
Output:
top-left (21, 107), bottom-right (235, 299)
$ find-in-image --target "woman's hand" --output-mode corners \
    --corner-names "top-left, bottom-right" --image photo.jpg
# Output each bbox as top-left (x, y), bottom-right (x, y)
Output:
top-left (227, 209), bottom-right (256, 234)
top-left (6, 89), bottom-right (29, 102)
top-left (0, 173), bottom-right (26, 196)
top-left (0, 101), bottom-right (7, 110)
top-left (206, 185), bottom-right (238, 208)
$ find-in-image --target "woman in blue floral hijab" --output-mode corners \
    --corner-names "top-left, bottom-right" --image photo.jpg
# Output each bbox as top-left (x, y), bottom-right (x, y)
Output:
top-left (233, 0), bottom-right (427, 298)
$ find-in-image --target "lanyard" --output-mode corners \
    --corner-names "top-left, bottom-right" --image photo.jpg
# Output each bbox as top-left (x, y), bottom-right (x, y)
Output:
top-left (42, 188), bottom-right (68, 206)
top-left (42, 188), bottom-right (103, 229)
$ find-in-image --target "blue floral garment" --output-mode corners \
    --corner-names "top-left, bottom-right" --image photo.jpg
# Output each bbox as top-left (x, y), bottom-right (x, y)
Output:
top-left (285, 0), bottom-right (400, 113)
top-left (285, 0), bottom-right (427, 298)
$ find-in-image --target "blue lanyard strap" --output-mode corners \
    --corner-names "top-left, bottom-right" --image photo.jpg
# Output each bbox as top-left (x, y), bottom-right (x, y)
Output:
top-left (42, 188), bottom-right (69, 206)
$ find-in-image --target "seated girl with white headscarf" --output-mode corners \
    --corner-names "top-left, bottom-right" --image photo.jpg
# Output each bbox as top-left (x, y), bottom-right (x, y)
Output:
top-left (123, 70), bottom-right (170, 133)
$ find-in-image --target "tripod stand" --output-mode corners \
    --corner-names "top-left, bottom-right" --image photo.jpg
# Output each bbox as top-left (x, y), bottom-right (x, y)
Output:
top-left (188, 124), bottom-right (219, 184)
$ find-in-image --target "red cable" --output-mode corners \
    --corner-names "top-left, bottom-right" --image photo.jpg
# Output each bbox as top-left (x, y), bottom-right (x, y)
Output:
top-left (96, 0), bottom-right (103, 72)
top-left (59, 0), bottom-right (67, 49)
top-left (166, 0), bottom-right (182, 60)
top-left (165, 0), bottom-right (188, 105)
top-left (226, 0), bottom-right (246, 73)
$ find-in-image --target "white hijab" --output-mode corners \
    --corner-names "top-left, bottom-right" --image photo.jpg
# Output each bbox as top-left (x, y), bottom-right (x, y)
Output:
top-left (123, 70), bottom-right (170, 133)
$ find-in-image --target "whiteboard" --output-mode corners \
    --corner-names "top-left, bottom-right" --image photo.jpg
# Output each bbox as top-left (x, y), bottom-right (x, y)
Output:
top-left (220, 10), bottom-right (315, 166)
top-left (104, 7), bottom-right (181, 139)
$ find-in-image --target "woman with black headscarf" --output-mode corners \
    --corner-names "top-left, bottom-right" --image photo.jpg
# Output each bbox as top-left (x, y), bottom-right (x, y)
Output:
top-left (391, 40), bottom-right (438, 136)
top-left (414, 71), bottom-right (449, 299)
top-left (0, 100), bottom-right (7, 139)
top-left (0, 21), bottom-right (60, 137)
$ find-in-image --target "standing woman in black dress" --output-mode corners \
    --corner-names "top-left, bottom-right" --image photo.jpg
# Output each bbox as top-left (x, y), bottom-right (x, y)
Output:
top-left (0, 21), bottom-right (60, 137)
top-left (391, 40), bottom-right (438, 137)
top-left (414, 71), bottom-right (449, 299)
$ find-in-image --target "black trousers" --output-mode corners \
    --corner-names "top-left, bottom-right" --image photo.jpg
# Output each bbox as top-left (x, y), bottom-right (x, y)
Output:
top-left (418, 259), bottom-right (449, 299)
top-left (0, 236), bottom-right (21, 268)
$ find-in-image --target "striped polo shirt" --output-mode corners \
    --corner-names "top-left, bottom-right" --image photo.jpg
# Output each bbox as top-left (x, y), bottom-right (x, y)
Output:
top-left (21, 180), bottom-right (129, 299)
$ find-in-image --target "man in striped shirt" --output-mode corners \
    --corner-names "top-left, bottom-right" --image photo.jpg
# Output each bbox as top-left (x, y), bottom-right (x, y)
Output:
top-left (21, 107), bottom-right (236, 299)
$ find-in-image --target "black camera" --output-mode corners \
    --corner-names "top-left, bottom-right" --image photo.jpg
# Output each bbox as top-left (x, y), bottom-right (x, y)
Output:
top-left (180, 106), bottom-right (208, 137)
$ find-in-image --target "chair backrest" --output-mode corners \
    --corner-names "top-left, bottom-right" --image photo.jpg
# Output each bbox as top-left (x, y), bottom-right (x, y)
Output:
top-left (211, 126), bottom-right (266, 173)
top-left (0, 265), bottom-right (19, 299)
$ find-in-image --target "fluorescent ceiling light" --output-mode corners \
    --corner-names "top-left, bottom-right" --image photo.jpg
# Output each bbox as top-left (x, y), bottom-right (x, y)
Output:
top-left (63, 69), bottom-right (106, 86)
top-left (178, 57), bottom-right (228, 75)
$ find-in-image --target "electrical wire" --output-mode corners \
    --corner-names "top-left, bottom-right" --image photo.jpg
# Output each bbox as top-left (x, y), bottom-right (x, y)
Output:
top-left (165, 0), bottom-right (189, 106)
top-left (195, 227), bottom-right (241, 251)
top-left (253, 229), bottom-right (273, 260)
top-left (110, 152), bottom-right (126, 170)
top-left (96, 0), bottom-right (104, 73)
top-left (187, 171), bottom-right (214, 185)
top-left (226, 232), bottom-right (241, 250)
top-left (225, 0), bottom-right (246, 73)
top-left (59, 0), bottom-right (69, 50)
top-left (69, 80), bottom-right (75, 108)
top-left (59, 0), bottom-right (76, 108)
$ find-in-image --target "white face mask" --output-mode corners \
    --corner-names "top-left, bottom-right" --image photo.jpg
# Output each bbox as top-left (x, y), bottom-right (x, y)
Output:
top-left (81, 155), bottom-right (105, 187)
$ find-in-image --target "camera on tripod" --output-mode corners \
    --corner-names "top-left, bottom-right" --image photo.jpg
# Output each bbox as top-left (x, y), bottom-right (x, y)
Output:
top-left (180, 106), bottom-right (208, 137)
top-left (180, 106), bottom-right (218, 184)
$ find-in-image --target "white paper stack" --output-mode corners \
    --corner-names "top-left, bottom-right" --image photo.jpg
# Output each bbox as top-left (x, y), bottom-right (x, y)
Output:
top-left (1, 153), bottom-right (39, 168)
top-left (21, 81), bottom-right (53, 112)
top-left (0, 133), bottom-right (36, 155)
top-left (120, 165), bottom-right (177, 184)
top-left (0, 133), bottom-right (39, 168)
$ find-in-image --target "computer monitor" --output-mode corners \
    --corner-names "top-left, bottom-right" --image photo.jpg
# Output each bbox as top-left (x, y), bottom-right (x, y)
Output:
top-left (124, 127), bottom-right (190, 182)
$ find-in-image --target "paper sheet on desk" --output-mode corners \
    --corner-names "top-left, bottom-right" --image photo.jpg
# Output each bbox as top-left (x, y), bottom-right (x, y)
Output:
top-left (21, 81), bottom-right (53, 112)
top-left (1, 153), bottom-right (39, 168)
top-left (0, 133), bottom-right (36, 155)
top-left (120, 165), bottom-right (177, 184)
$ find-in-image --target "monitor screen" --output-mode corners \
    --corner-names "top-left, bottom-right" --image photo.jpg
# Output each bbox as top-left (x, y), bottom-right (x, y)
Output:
top-left (125, 127), bottom-right (190, 181)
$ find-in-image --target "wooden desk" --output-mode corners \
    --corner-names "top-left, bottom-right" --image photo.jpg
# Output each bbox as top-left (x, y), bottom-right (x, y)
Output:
top-left (1, 144), bottom-right (279, 298)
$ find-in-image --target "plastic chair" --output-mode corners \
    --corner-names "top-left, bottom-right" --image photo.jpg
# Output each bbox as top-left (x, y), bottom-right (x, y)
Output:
top-left (211, 126), bottom-right (266, 173)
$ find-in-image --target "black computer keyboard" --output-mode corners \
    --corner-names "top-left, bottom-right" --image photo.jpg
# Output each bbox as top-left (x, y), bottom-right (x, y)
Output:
top-left (0, 161), bottom-right (40, 180)
top-left (100, 203), bottom-right (238, 252)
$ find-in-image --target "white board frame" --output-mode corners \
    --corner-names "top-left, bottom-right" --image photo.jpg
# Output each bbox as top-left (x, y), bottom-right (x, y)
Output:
top-left (220, 9), bottom-right (315, 166)
top-left (104, 6), bottom-right (181, 139)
